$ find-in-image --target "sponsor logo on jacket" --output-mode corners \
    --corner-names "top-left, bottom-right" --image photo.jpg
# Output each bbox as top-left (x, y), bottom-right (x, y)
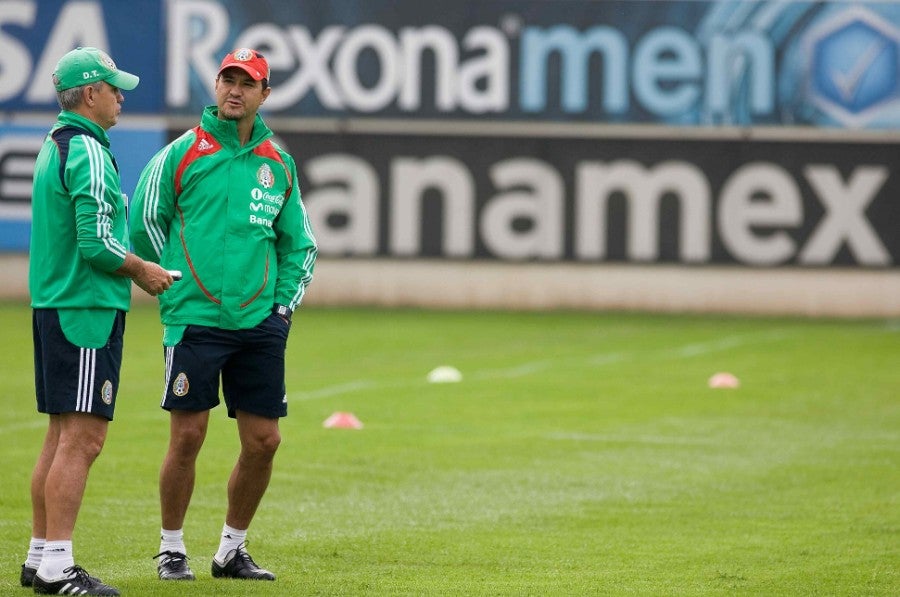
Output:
top-left (248, 182), bottom-right (284, 227)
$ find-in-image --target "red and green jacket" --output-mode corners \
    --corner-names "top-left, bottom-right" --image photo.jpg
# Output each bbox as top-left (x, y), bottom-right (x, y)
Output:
top-left (130, 106), bottom-right (317, 335)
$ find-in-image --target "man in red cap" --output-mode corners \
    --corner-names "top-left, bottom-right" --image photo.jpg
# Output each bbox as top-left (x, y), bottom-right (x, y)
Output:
top-left (130, 48), bottom-right (317, 583)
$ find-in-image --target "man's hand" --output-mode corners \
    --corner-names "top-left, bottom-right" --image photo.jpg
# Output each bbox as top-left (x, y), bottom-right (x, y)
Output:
top-left (116, 253), bottom-right (174, 296)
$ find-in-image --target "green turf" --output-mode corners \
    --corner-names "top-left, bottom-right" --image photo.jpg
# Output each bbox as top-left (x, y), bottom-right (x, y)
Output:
top-left (0, 302), bottom-right (897, 595)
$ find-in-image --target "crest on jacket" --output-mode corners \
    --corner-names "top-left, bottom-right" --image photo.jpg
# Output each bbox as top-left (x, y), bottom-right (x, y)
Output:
top-left (257, 163), bottom-right (274, 189)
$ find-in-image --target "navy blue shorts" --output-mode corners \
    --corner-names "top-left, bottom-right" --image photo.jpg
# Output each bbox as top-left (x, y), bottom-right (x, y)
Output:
top-left (33, 309), bottom-right (125, 421)
top-left (161, 313), bottom-right (290, 419)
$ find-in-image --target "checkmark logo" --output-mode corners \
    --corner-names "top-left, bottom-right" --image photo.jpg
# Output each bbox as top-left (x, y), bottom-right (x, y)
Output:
top-left (830, 38), bottom-right (888, 103)
top-left (805, 7), bottom-right (900, 125)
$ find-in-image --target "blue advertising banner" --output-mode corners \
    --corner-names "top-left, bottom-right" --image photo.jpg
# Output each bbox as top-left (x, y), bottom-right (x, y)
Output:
top-left (163, 0), bottom-right (900, 128)
top-left (0, 124), bottom-right (43, 250)
top-left (1, 0), bottom-right (898, 128)
top-left (0, 123), bottom-right (165, 251)
top-left (1, 0), bottom-right (897, 266)
top-left (0, 0), bottom-right (162, 113)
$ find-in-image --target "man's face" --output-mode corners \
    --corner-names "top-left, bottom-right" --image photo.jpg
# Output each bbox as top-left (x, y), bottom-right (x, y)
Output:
top-left (92, 81), bottom-right (124, 130)
top-left (215, 68), bottom-right (270, 122)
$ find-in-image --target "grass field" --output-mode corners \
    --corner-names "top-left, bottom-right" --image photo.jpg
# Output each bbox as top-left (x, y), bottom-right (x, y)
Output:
top-left (0, 302), bottom-right (897, 596)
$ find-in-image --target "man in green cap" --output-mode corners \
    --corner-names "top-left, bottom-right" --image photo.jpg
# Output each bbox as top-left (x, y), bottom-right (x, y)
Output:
top-left (22, 46), bottom-right (174, 597)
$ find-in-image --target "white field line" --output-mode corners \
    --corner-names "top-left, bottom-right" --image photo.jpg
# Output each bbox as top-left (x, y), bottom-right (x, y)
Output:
top-left (471, 360), bottom-right (554, 379)
top-left (668, 336), bottom-right (749, 358)
top-left (588, 352), bottom-right (631, 366)
top-left (0, 418), bottom-right (47, 436)
top-left (287, 329), bottom-right (793, 403)
top-left (660, 330), bottom-right (790, 359)
top-left (293, 380), bottom-right (378, 401)
top-left (545, 431), bottom-right (718, 446)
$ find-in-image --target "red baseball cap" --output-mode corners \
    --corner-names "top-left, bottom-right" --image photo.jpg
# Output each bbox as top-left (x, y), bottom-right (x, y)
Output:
top-left (218, 48), bottom-right (269, 81)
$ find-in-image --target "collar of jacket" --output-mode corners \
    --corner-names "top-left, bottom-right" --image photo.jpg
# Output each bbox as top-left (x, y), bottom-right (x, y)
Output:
top-left (201, 105), bottom-right (273, 151)
top-left (56, 111), bottom-right (110, 147)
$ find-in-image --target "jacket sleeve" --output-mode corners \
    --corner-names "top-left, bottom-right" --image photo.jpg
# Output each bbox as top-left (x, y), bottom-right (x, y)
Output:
top-left (66, 135), bottom-right (128, 272)
top-left (273, 152), bottom-right (317, 311)
top-left (130, 142), bottom-right (178, 262)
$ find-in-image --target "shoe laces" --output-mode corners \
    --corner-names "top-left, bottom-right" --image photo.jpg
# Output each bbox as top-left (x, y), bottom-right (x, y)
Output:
top-left (230, 542), bottom-right (258, 566)
top-left (61, 565), bottom-right (94, 584)
top-left (153, 551), bottom-right (190, 565)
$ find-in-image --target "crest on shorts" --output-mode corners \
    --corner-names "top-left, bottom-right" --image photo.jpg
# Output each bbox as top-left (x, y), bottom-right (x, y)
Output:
top-left (101, 380), bottom-right (113, 405)
top-left (257, 163), bottom-right (274, 189)
top-left (173, 372), bottom-right (190, 397)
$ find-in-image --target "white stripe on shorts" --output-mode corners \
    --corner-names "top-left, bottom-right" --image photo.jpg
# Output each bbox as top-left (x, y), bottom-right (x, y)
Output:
top-left (77, 348), bottom-right (97, 412)
top-left (162, 346), bottom-right (175, 406)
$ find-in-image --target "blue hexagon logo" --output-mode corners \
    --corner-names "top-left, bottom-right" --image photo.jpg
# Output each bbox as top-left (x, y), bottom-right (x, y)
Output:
top-left (805, 8), bottom-right (900, 126)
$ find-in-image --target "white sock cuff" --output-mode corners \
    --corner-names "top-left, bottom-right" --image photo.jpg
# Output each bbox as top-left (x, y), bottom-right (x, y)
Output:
top-left (160, 528), bottom-right (187, 556)
top-left (222, 524), bottom-right (247, 539)
top-left (161, 528), bottom-right (184, 541)
top-left (25, 538), bottom-right (46, 567)
top-left (37, 542), bottom-right (74, 581)
top-left (43, 540), bottom-right (73, 553)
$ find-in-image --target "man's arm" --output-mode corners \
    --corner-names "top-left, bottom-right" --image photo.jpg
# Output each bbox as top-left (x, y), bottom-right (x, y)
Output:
top-left (66, 135), bottom-right (172, 296)
top-left (130, 143), bottom-right (178, 262)
top-left (67, 135), bottom-right (131, 272)
top-left (273, 155), bottom-right (317, 312)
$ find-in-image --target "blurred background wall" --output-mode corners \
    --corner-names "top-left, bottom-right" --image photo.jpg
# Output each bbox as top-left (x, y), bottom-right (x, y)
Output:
top-left (2, 0), bottom-right (898, 316)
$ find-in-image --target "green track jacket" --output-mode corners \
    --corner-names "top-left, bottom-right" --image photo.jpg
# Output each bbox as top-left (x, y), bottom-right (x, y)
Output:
top-left (130, 106), bottom-right (317, 334)
top-left (29, 111), bottom-right (131, 348)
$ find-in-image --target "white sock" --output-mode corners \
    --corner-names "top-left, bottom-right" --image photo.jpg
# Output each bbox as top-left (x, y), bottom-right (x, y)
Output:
top-left (36, 540), bottom-right (74, 581)
top-left (160, 528), bottom-right (187, 555)
top-left (214, 524), bottom-right (247, 564)
top-left (25, 537), bottom-right (45, 568)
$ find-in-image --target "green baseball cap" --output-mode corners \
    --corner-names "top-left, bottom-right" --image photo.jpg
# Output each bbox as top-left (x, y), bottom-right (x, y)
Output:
top-left (53, 47), bottom-right (139, 92)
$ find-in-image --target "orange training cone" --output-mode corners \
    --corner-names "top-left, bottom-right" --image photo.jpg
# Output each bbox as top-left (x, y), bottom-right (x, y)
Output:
top-left (708, 372), bottom-right (740, 389)
top-left (323, 411), bottom-right (364, 429)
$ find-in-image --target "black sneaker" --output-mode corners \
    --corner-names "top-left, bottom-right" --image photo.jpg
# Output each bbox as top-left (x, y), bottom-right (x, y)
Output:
top-left (32, 565), bottom-right (119, 596)
top-left (153, 550), bottom-right (195, 580)
top-left (211, 543), bottom-right (275, 580)
top-left (20, 564), bottom-right (37, 587)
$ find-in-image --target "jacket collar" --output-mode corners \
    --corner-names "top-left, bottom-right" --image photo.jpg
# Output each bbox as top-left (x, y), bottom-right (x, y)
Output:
top-left (201, 105), bottom-right (273, 150)
top-left (56, 111), bottom-right (110, 146)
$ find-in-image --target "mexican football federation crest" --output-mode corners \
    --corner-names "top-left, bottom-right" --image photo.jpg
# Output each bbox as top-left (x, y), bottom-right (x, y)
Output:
top-left (234, 48), bottom-right (254, 62)
top-left (101, 380), bottom-right (113, 405)
top-left (257, 163), bottom-right (274, 189)
top-left (173, 372), bottom-right (190, 397)
top-left (98, 50), bottom-right (117, 71)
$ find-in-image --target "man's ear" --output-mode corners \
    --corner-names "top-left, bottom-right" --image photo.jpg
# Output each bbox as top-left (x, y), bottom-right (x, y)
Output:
top-left (83, 85), bottom-right (96, 108)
